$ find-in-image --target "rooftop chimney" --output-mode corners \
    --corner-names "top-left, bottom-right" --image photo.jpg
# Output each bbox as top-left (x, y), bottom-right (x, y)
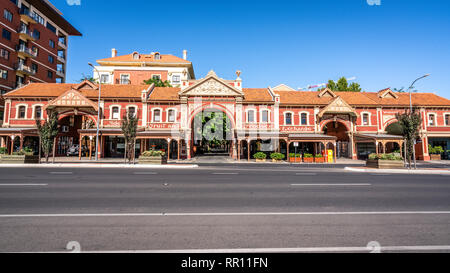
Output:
top-left (183, 50), bottom-right (187, 60)
top-left (112, 48), bottom-right (117, 58)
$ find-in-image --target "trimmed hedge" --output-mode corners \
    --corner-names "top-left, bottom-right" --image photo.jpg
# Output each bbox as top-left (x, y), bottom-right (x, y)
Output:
top-left (253, 152), bottom-right (267, 160)
top-left (270, 153), bottom-right (285, 160)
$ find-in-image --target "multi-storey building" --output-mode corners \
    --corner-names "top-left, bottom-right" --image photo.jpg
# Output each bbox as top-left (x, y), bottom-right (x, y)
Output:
top-left (92, 49), bottom-right (195, 86)
top-left (0, 0), bottom-right (81, 124)
top-left (2, 70), bottom-right (450, 161)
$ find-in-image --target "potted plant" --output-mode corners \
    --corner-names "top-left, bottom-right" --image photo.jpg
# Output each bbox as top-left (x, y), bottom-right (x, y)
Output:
top-left (429, 145), bottom-right (444, 160)
top-left (366, 153), bottom-right (404, 169)
top-left (253, 152), bottom-right (267, 162)
top-left (289, 153), bottom-right (302, 163)
top-left (314, 154), bottom-right (325, 163)
top-left (0, 147), bottom-right (39, 164)
top-left (270, 152), bottom-right (285, 162)
top-left (139, 149), bottom-right (167, 165)
top-left (303, 153), bottom-right (314, 163)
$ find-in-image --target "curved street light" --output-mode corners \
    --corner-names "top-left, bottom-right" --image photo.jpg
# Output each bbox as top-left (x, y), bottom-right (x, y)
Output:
top-left (88, 62), bottom-right (101, 161)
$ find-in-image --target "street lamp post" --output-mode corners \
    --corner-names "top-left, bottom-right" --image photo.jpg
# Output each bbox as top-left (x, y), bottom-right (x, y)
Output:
top-left (406, 74), bottom-right (430, 169)
top-left (88, 63), bottom-right (101, 161)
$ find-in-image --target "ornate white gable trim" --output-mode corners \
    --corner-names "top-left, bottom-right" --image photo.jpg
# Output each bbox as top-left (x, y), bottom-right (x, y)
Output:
top-left (179, 70), bottom-right (244, 97)
top-left (45, 89), bottom-right (98, 111)
top-left (318, 96), bottom-right (358, 117)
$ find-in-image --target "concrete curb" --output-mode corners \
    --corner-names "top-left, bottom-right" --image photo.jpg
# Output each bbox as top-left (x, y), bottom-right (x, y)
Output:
top-left (345, 167), bottom-right (450, 175)
top-left (0, 164), bottom-right (199, 169)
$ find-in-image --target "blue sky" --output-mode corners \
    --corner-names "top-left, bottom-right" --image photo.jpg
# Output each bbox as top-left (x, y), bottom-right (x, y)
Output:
top-left (55, 0), bottom-right (450, 97)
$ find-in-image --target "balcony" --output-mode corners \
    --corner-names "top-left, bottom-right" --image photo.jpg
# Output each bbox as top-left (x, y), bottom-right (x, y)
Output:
top-left (15, 63), bottom-right (36, 76)
top-left (58, 40), bottom-right (67, 49)
top-left (56, 68), bottom-right (65, 78)
top-left (19, 9), bottom-right (36, 24)
top-left (18, 27), bottom-right (38, 41)
top-left (16, 45), bottom-right (37, 59)
top-left (57, 55), bottom-right (66, 63)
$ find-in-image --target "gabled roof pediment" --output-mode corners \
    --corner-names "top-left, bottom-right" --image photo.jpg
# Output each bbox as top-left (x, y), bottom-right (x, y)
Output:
top-left (378, 88), bottom-right (398, 99)
top-left (45, 89), bottom-right (98, 111)
top-left (318, 88), bottom-right (337, 98)
top-left (272, 84), bottom-right (296, 91)
top-left (318, 96), bottom-right (358, 117)
top-left (74, 80), bottom-right (99, 90)
top-left (179, 70), bottom-right (244, 97)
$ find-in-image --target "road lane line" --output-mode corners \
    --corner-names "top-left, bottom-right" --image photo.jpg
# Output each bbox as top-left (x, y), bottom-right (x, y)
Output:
top-left (295, 173), bottom-right (317, 176)
top-left (133, 172), bottom-right (158, 175)
top-left (13, 245), bottom-right (450, 253)
top-left (291, 183), bottom-right (371, 186)
top-left (49, 172), bottom-right (73, 175)
top-left (1, 211), bottom-right (450, 218)
top-left (0, 184), bottom-right (48, 187)
top-left (212, 173), bottom-right (239, 175)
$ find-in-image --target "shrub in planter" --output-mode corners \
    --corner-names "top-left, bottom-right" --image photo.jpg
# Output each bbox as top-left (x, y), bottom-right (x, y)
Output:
top-left (314, 154), bottom-right (325, 163)
top-left (139, 150), bottom-right (167, 164)
top-left (270, 152), bottom-right (285, 162)
top-left (367, 153), bottom-right (404, 169)
top-left (289, 153), bottom-right (302, 163)
top-left (253, 152), bottom-right (267, 162)
top-left (0, 147), bottom-right (7, 155)
top-left (1, 148), bottom-right (39, 164)
top-left (429, 145), bottom-right (444, 160)
top-left (303, 153), bottom-right (314, 163)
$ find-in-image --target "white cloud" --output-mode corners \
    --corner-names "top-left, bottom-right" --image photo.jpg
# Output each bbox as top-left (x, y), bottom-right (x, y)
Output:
top-left (67, 0), bottom-right (81, 6)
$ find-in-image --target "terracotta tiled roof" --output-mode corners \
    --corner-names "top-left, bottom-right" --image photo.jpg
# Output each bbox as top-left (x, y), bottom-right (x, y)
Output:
top-left (276, 90), bottom-right (450, 107)
top-left (243, 88), bottom-right (274, 102)
top-left (3, 83), bottom-right (150, 99)
top-left (149, 87), bottom-right (181, 101)
top-left (97, 53), bottom-right (191, 64)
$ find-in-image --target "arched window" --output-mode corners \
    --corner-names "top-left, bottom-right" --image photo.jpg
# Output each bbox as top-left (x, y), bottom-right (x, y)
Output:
top-left (112, 106), bottom-right (120, 120)
top-left (428, 114), bottom-right (436, 126)
top-left (445, 114), bottom-right (450, 126)
top-left (167, 109), bottom-right (176, 122)
top-left (154, 53), bottom-right (161, 60)
top-left (247, 110), bottom-right (255, 123)
top-left (35, 106), bottom-right (42, 119)
top-left (18, 106), bottom-right (26, 119)
top-left (300, 113), bottom-right (308, 125)
top-left (285, 112), bottom-right (292, 125)
top-left (153, 109), bottom-right (161, 122)
top-left (362, 113), bottom-right (370, 126)
top-left (261, 110), bottom-right (269, 123)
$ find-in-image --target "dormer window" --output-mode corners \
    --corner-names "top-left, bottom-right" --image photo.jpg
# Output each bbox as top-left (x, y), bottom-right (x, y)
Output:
top-left (132, 52), bottom-right (140, 60)
top-left (154, 53), bottom-right (161, 60)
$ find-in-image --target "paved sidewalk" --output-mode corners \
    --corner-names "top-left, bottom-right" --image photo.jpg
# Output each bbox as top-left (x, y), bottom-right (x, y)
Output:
top-left (0, 163), bottom-right (198, 169)
top-left (345, 166), bottom-right (450, 175)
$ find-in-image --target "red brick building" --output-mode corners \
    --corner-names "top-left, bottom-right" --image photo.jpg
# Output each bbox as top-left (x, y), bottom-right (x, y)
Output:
top-left (0, 0), bottom-right (81, 123)
top-left (1, 71), bottom-right (450, 161)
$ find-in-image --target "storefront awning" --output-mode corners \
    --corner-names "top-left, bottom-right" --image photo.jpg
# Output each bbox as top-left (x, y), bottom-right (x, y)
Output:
top-left (289, 134), bottom-right (337, 141)
top-left (355, 133), bottom-right (404, 142)
top-left (0, 128), bottom-right (38, 135)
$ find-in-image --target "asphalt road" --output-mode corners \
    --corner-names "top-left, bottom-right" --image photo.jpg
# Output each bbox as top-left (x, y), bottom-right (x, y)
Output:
top-left (0, 165), bottom-right (450, 253)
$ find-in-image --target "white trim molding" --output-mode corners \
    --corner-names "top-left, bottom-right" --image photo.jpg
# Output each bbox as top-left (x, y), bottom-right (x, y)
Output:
top-left (166, 108), bottom-right (177, 123)
top-left (299, 111), bottom-right (309, 126)
top-left (109, 105), bottom-right (122, 120)
top-left (283, 111), bottom-right (294, 125)
top-left (151, 107), bottom-right (163, 123)
top-left (245, 108), bottom-right (257, 123)
top-left (31, 104), bottom-right (44, 120)
top-left (427, 113), bottom-right (437, 126)
top-left (361, 111), bottom-right (371, 126)
top-left (15, 104), bottom-right (28, 119)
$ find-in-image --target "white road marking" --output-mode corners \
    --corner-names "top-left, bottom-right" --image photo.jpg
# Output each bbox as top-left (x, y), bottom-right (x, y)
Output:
top-left (133, 172), bottom-right (158, 175)
top-left (295, 173), bottom-right (317, 176)
top-left (0, 184), bottom-right (48, 187)
top-left (212, 173), bottom-right (239, 175)
top-left (291, 183), bottom-right (371, 186)
top-left (17, 245), bottom-right (450, 253)
top-left (1, 211), bottom-right (450, 218)
top-left (49, 172), bottom-right (73, 175)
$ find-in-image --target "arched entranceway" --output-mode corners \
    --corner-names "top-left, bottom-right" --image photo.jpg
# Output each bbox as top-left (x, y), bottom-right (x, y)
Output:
top-left (323, 121), bottom-right (350, 158)
top-left (190, 108), bottom-right (234, 158)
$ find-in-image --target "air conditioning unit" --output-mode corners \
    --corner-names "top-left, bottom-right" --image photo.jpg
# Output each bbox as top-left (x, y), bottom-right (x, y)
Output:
top-left (61, 126), bottom-right (69, 133)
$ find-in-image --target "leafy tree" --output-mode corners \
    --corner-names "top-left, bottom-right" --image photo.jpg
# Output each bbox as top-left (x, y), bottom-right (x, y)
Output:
top-left (193, 111), bottom-right (231, 152)
top-left (35, 111), bottom-right (59, 163)
top-left (79, 73), bottom-right (97, 83)
top-left (325, 77), bottom-right (362, 92)
top-left (121, 111), bottom-right (139, 163)
top-left (396, 111), bottom-right (422, 168)
top-left (143, 78), bottom-right (172, 87)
